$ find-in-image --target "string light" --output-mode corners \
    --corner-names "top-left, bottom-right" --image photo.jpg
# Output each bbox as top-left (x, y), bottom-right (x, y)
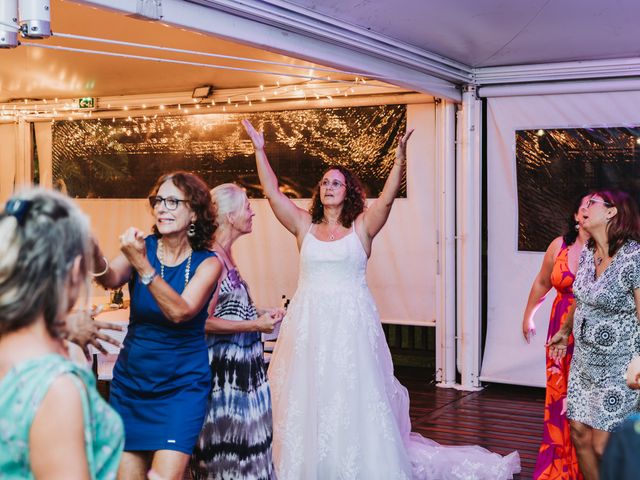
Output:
top-left (0, 78), bottom-right (409, 123)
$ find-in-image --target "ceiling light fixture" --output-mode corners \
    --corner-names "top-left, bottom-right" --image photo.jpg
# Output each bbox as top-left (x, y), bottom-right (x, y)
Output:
top-left (0, 0), bottom-right (19, 48)
top-left (192, 85), bottom-right (213, 99)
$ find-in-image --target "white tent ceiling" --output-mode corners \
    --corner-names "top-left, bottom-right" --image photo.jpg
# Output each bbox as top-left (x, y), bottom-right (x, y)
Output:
top-left (278, 0), bottom-right (640, 68)
top-left (2, 0), bottom-right (640, 106)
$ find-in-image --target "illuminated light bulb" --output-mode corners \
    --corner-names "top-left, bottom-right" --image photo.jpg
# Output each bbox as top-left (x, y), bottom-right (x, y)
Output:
top-left (112, 118), bottom-right (115, 122)
top-left (184, 108), bottom-right (189, 114)
top-left (244, 95), bottom-right (249, 101)
top-left (234, 103), bottom-right (238, 108)
top-left (227, 98), bottom-right (231, 104)
top-left (54, 98), bottom-right (58, 102)
top-left (361, 79), bottom-right (367, 84)
top-left (195, 104), bottom-right (200, 109)
top-left (123, 106), bottom-right (129, 111)
top-left (276, 81), bottom-right (280, 87)
top-left (248, 101), bottom-right (253, 106)
top-left (192, 98), bottom-right (197, 103)
top-left (327, 95), bottom-right (333, 101)
top-left (178, 104), bottom-right (182, 110)
top-left (222, 106), bottom-right (226, 112)
top-left (315, 94), bottom-right (320, 99)
top-left (536, 129), bottom-right (545, 136)
top-left (142, 104), bottom-right (147, 109)
top-left (259, 85), bottom-right (264, 91)
top-left (274, 90), bottom-right (278, 95)
top-left (211, 99), bottom-right (216, 105)
top-left (159, 105), bottom-right (165, 110)
top-left (636, 138), bottom-right (640, 145)
top-left (261, 97), bottom-right (266, 102)
top-left (127, 116), bottom-right (132, 121)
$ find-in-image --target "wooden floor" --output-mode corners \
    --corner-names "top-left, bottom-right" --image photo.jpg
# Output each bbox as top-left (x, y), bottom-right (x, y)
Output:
top-left (397, 366), bottom-right (545, 480)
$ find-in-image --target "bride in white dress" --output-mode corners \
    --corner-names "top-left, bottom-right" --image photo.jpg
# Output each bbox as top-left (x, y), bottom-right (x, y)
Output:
top-left (242, 120), bottom-right (520, 480)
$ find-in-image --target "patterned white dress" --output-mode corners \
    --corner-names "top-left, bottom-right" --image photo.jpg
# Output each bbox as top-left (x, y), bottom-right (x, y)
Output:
top-left (268, 225), bottom-right (521, 479)
top-left (568, 240), bottom-right (640, 431)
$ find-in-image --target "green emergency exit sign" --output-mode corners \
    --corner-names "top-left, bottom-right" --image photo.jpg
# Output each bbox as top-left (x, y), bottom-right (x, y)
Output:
top-left (78, 97), bottom-right (95, 109)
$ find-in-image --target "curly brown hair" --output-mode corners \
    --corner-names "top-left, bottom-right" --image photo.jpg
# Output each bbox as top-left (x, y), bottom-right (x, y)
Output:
top-left (587, 189), bottom-right (640, 257)
top-left (150, 171), bottom-right (215, 250)
top-left (309, 166), bottom-right (366, 227)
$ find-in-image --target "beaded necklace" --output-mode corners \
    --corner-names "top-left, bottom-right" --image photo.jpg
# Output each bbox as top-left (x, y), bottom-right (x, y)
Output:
top-left (158, 238), bottom-right (192, 287)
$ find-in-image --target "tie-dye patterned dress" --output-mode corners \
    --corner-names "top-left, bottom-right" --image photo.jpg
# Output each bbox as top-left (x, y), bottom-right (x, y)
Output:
top-left (533, 241), bottom-right (582, 480)
top-left (191, 264), bottom-right (274, 480)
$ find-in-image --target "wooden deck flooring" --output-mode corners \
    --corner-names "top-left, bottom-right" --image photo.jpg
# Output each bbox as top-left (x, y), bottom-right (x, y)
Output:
top-left (397, 366), bottom-right (545, 480)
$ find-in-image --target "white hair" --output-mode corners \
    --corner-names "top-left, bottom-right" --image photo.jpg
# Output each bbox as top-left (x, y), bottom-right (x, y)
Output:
top-left (210, 183), bottom-right (247, 227)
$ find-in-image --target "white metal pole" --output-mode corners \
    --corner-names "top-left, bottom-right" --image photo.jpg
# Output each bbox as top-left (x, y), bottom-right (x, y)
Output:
top-left (435, 99), bottom-right (458, 387)
top-left (455, 85), bottom-right (482, 391)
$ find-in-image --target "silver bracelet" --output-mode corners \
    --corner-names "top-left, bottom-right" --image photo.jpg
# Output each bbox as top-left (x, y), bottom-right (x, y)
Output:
top-left (91, 256), bottom-right (109, 277)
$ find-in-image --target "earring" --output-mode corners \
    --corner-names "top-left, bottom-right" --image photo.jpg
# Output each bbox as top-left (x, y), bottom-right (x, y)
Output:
top-left (187, 223), bottom-right (196, 238)
top-left (574, 223), bottom-right (580, 231)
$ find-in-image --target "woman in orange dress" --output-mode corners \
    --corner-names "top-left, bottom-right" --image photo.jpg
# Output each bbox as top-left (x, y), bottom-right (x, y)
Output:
top-left (522, 194), bottom-right (590, 480)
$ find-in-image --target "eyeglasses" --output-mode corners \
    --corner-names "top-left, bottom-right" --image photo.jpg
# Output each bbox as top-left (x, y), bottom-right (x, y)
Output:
top-left (319, 179), bottom-right (346, 190)
top-left (148, 195), bottom-right (188, 211)
top-left (586, 198), bottom-right (612, 208)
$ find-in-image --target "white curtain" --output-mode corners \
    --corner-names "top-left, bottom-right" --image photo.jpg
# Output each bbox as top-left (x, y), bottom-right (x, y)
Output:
top-left (481, 90), bottom-right (640, 386)
top-left (0, 124), bottom-right (18, 206)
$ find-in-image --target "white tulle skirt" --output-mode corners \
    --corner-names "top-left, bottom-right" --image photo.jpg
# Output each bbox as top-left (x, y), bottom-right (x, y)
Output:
top-left (268, 281), bottom-right (520, 480)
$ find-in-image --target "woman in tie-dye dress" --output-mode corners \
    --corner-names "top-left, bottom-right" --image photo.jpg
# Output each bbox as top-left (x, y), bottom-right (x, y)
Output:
top-left (522, 194), bottom-right (590, 480)
top-left (191, 183), bottom-right (285, 480)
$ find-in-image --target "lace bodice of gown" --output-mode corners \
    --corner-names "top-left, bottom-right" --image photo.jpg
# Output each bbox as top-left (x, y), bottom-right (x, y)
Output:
top-left (298, 226), bottom-right (367, 292)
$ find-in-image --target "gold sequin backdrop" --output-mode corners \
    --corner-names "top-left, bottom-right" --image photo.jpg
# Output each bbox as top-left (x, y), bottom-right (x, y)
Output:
top-left (52, 105), bottom-right (407, 199)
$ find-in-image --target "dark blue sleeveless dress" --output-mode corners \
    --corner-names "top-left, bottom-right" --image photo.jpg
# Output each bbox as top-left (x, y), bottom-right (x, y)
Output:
top-left (110, 235), bottom-right (215, 454)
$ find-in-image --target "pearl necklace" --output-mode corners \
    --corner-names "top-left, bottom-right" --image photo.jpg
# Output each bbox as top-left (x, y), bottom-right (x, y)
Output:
top-left (158, 238), bottom-right (192, 287)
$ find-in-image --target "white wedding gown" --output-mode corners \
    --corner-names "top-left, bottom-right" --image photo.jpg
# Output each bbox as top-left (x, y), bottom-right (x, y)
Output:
top-left (268, 226), bottom-right (521, 479)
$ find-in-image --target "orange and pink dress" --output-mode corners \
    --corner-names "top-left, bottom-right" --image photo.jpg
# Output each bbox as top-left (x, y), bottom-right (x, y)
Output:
top-left (533, 241), bottom-right (582, 480)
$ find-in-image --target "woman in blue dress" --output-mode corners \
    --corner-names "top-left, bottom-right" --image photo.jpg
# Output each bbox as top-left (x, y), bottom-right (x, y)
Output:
top-left (93, 171), bottom-right (222, 480)
top-left (190, 183), bottom-right (284, 480)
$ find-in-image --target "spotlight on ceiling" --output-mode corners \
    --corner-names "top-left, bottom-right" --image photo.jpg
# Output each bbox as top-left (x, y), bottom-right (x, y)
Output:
top-left (18, 0), bottom-right (51, 39)
top-left (0, 0), bottom-right (19, 48)
top-left (192, 85), bottom-right (213, 99)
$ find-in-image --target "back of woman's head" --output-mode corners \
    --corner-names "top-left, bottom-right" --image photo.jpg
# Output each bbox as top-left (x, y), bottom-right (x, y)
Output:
top-left (210, 183), bottom-right (247, 227)
top-left (594, 189), bottom-right (640, 256)
top-left (150, 171), bottom-right (215, 250)
top-left (563, 193), bottom-right (590, 246)
top-left (0, 188), bottom-right (91, 337)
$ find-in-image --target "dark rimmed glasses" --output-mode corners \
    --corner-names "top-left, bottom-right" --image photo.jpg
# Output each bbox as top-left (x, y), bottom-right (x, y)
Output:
top-left (148, 195), bottom-right (188, 211)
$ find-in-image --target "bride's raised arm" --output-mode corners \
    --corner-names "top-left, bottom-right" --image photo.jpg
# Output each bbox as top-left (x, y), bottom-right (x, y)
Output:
top-left (242, 119), bottom-right (310, 238)
top-left (361, 129), bottom-right (414, 240)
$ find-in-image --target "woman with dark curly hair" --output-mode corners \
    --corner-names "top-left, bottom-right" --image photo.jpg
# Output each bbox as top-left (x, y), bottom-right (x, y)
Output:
top-left (92, 171), bottom-right (222, 480)
top-left (242, 120), bottom-right (520, 479)
top-left (549, 189), bottom-right (640, 480)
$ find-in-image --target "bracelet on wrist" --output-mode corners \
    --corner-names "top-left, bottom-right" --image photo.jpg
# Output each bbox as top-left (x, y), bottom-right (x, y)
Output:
top-left (91, 256), bottom-right (109, 277)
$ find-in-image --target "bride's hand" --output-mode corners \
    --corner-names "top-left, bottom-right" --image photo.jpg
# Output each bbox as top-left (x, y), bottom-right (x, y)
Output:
top-left (242, 119), bottom-right (265, 151)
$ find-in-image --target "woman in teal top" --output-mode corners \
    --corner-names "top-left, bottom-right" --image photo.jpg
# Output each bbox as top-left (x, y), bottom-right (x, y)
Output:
top-left (0, 188), bottom-right (124, 479)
